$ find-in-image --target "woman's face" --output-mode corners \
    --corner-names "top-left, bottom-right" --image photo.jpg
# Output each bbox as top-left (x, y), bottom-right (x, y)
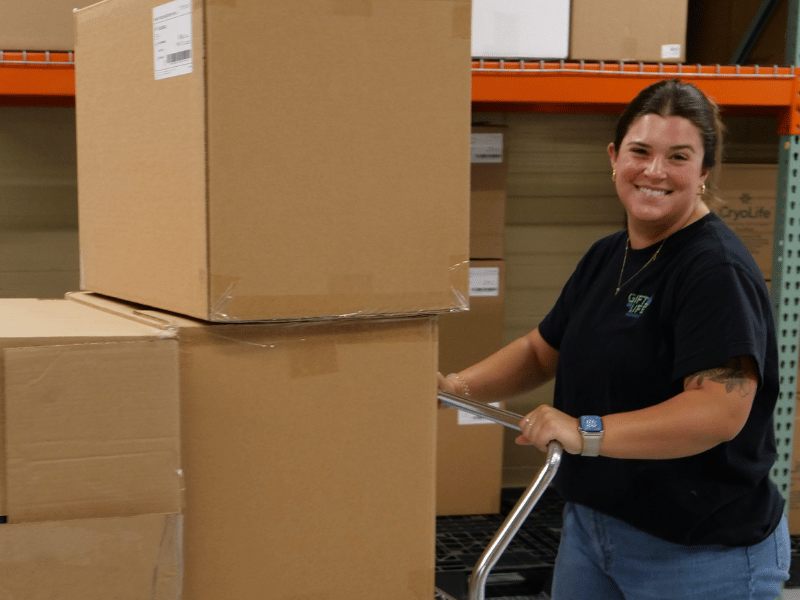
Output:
top-left (608, 113), bottom-right (709, 239)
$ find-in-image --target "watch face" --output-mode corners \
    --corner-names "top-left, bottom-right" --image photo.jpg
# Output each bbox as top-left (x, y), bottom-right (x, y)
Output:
top-left (581, 416), bottom-right (603, 432)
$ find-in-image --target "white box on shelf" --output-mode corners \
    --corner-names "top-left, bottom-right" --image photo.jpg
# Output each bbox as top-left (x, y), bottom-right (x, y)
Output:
top-left (471, 0), bottom-right (570, 59)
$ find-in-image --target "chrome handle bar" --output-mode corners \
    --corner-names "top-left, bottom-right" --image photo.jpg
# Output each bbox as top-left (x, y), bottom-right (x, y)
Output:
top-left (435, 391), bottom-right (563, 600)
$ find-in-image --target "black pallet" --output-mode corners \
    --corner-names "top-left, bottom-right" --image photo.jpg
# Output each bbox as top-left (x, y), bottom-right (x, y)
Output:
top-left (788, 534), bottom-right (800, 588)
top-left (435, 487), bottom-right (564, 600)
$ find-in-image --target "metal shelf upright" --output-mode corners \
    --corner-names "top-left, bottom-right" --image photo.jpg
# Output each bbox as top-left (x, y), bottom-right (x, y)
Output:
top-left (770, 0), bottom-right (800, 503)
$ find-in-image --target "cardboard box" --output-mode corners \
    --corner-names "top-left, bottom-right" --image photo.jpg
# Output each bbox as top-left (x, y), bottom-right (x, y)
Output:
top-left (471, 0), bottom-right (570, 59)
top-left (471, 127), bottom-right (508, 260)
top-left (68, 291), bottom-right (439, 600)
top-left (437, 261), bottom-right (506, 515)
top-left (0, 298), bottom-right (182, 599)
top-left (0, 1), bottom-right (97, 50)
top-left (716, 164), bottom-right (778, 280)
top-left (0, 514), bottom-right (181, 600)
top-left (0, 298), bottom-right (181, 522)
top-left (570, 0), bottom-right (688, 63)
top-left (74, 0), bottom-right (471, 322)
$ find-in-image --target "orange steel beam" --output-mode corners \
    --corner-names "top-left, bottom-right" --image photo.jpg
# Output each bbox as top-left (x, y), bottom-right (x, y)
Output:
top-left (0, 56), bottom-right (796, 123)
top-left (471, 61), bottom-right (798, 134)
top-left (0, 52), bottom-right (75, 105)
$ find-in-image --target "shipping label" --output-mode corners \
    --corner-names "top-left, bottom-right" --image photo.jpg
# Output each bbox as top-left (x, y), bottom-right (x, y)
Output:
top-left (154, 0), bottom-right (193, 80)
top-left (458, 402), bottom-right (503, 426)
top-left (471, 133), bottom-right (504, 164)
top-left (470, 267), bottom-right (500, 297)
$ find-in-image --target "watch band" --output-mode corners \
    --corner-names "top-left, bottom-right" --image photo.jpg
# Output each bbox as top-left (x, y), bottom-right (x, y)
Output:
top-left (580, 431), bottom-right (603, 456)
top-left (579, 415), bottom-right (604, 457)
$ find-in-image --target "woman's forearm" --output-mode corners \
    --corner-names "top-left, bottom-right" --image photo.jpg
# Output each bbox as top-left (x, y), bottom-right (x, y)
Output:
top-left (453, 328), bottom-right (558, 401)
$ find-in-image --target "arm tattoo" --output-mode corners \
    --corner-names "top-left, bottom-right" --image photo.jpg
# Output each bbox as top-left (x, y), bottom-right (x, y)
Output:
top-left (687, 357), bottom-right (755, 398)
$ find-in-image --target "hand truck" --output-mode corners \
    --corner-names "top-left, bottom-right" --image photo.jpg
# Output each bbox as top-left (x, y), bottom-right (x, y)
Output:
top-left (433, 391), bottom-right (563, 600)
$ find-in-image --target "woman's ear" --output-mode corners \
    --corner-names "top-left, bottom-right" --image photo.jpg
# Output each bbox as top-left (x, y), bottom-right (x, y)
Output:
top-left (607, 142), bottom-right (617, 167)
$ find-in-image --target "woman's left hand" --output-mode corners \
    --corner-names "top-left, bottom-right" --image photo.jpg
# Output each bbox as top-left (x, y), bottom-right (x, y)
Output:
top-left (517, 405), bottom-right (583, 455)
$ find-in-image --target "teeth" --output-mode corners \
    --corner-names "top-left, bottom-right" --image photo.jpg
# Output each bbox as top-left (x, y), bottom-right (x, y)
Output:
top-left (639, 187), bottom-right (668, 196)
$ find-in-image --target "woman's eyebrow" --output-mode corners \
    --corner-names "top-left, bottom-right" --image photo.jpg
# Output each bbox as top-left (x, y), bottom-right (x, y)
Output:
top-left (625, 141), bottom-right (697, 153)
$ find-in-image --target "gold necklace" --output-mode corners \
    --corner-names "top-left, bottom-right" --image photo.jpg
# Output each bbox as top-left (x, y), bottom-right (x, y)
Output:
top-left (615, 238), bottom-right (665, 296)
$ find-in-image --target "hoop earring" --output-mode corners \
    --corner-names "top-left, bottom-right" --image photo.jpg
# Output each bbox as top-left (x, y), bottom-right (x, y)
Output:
top-left (612, 170), bottom-right (616, 182)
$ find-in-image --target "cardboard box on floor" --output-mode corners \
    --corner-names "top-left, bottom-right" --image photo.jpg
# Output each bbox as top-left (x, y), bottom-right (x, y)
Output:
top-left (470, 127), bottom-right (508, 260)
top-left (74, 0), bottom-right (471, 322)
top-left (0, 1), bottom-right (96, 50)
top-left (0, 298), bottom-right (182, 599)
top-left (68, 291), bottom-right (439, 600)
top-left (716, 164), bottom-right (778, 281)
top-left (437, 261), bottom-right (506, 515)
top-left (570, 0), bottom-right (688, 63)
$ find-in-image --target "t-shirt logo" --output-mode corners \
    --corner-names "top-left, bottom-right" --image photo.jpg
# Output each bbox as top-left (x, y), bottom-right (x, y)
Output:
top-left (626, 293), bottom-right (653, 318)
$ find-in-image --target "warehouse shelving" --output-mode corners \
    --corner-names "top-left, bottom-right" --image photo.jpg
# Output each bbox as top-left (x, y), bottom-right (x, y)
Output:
top-left (2, 54), bottom-right (799, 120)
top-left (2, 48), bottom-right (799, 500)
top-left (471, 60), bottom-right (799, 131)
top-left (0, 51), bottom-right (74, 106)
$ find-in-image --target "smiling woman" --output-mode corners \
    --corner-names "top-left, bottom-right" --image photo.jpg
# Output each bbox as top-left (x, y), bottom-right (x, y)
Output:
top-left (609, 114), bottom-right (710, 245)
top-left (438, 79), bottom-right (790, 599)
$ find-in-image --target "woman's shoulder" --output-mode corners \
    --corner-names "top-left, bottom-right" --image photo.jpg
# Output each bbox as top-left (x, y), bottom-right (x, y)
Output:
top-left (669, 214), bottom-right (767, 290)
top-left (684, 214), bottom-right (760, 271)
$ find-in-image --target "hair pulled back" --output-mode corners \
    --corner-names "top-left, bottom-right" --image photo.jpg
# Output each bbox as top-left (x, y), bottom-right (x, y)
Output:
top-left (612, 79), bottom-right (723, 173)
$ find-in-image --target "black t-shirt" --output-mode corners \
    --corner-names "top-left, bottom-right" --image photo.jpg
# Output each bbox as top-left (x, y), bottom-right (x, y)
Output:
top-left (538, 213), bottom-right (784, 546)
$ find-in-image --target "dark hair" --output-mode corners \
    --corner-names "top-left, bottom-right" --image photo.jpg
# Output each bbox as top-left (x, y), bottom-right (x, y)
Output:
top-left (612, 79), bottom-right (723, 172)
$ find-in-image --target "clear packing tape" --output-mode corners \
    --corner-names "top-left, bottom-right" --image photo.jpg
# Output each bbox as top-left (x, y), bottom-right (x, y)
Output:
top-left (207, 256), bottom-right (471, 323)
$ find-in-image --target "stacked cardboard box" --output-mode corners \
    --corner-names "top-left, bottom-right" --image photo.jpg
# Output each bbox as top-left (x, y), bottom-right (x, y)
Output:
top-left (570, 0), bottom-right (689, 63)
top-left (37, 1), bottom-right (472, 599)
top-left (471, 0), bottom-right (570, 59)
top-left (715, 164), bottom-right (779, 282)
top-left (74, 0), bottom-right (470, 322)
top-left (0, 298), bottom-right (182, 599)
top-left (436, 127), bottom-right (508, 515)
top-left (437, 261), bottom-right (506, 515)
top-left (1, 1), bottom-right (97, 50)
top-left (68, 291), bottom-right (440, 600)
top-left (470, 0), bottom-right (689, 63)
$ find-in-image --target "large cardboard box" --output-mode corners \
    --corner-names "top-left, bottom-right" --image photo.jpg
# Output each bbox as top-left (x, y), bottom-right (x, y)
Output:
top-left (570, 0), bottom-right (688, 63)
top-left (437, 261), bottom-right (506, 515)
top-left (0, 1), bottom-right (96, 50)
top-left (716, 164), bottom-right (778, 280)
top-left (0, 298), bottom-right (182, 599)
top-left (74, 0), bottom-right (471, 322)
top-left (68, 291), bottom-right (439, 600)
top-left (471, 0), bottom-right (570, 59)
top-left (471, 126), bottom-right (508, 260)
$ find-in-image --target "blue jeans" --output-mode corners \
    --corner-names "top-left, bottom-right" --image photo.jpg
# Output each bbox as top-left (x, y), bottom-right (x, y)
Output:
top-left (551, 502), bottom-right (790, 600)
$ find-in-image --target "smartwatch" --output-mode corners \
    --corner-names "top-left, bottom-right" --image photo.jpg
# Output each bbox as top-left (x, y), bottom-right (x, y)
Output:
top-left (579, 415), bottom-right (604, 457)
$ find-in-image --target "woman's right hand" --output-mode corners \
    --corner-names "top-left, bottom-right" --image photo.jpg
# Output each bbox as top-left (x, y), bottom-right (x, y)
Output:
top-left (437, 372), bottom-right (458, 395)
top-left (437, 372), bottom-right (461, 409)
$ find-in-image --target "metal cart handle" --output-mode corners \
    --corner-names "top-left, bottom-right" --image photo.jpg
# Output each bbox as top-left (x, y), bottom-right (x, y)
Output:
top-left (435, 391), bottom-right (563, 600)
